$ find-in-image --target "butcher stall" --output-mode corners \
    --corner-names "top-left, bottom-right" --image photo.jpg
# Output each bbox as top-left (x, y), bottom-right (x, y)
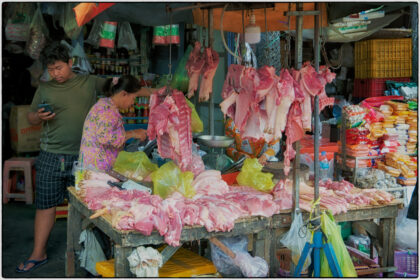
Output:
top-left (65, 185), bottom-right (402, 277)
top-left (60, 2), bottom-right (411, 278)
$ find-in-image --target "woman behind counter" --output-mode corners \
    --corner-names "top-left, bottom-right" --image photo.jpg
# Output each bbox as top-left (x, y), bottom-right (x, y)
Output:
top-left (79, 75), bottom-right (147, 172)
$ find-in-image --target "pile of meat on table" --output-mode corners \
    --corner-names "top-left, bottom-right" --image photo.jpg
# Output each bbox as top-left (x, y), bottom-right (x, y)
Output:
top-left (272, 178), bottom-right (394, 215)
top-left (220, 62), bottom-right (336, 176)
top-left (78, 170), bottom-right (280, 247)
top-left (78, 170), bottom-right (394, 247)
top-left (186, 41), bottom-right (219, 102)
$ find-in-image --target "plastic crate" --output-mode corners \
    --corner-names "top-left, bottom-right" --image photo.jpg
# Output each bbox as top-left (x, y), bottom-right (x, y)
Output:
top-left (355, 38), bottom-right (412, 78)
top-left (355, 38), bottom-right (412, 62)
top-left (347, 246), bottom-right (381, 277)
top-left (353, 78), bottom-right (411, 98)
top-left (395, 250), bottom-right (418, 277)
top-left (356, 60), bottom-right (412, 79)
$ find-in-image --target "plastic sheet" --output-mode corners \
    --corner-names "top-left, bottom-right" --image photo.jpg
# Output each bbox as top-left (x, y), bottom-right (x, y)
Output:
top-left (170, 44), bottom-right (193, 93)
top-left (25, 6), bottom-right (48, 60)
top-left (279, 212), bottom-right (311, 271)
top-left (127, 246), bottom-right (162, 277)
top-left (113, 151), bottom-right (158, 181)
top-left (151, 161), bottom-right (195, 199)
top-left (395, 207), bottom-right (418, 250)
top-left (210, 235), bottom-right (248, 277)
top-left (78, 229), bottom-right (107, 276)
top-left (117, 22), bottom-right (137, 51)
top-left (85, 19), bottom-right (103, 48)
top-left (236, 158), bottom-right (274, 192)
top-left (320, 212), bottom-right (357, 277)
top-left (185, 98), bottom-right (203, 133)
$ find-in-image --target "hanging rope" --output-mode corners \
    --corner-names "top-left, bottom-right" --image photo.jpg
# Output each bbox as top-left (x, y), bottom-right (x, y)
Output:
top-left (286, 3), bottom-right (292, 69)
top-left (220, 3), bottom-right (241, 63)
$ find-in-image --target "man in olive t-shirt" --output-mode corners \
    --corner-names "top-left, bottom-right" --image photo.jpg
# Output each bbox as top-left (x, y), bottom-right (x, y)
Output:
top-left (16, 42), bottom-right (105, 273)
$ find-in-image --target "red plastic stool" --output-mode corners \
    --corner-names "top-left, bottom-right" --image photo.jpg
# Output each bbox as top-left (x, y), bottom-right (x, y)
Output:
top-left (3, 157), bottom-right (36, 204)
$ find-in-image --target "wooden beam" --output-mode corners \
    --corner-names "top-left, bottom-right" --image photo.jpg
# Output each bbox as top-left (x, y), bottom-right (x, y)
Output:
top-left (284, 11), bottom-right (321, 16)
top-left (114, 245), bottom-right (133, 277)
top-left (357, 266), bottom-right (397, 276)
top-left (353, 221), bottom-right (379, 239)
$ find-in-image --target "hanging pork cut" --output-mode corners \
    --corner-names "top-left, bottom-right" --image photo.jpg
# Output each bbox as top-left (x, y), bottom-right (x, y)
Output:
top-left (186, 42), bottom-right (205, 98)
top-left (198, 47), bottom-right (220, 102)
top-left (148, 87), bottom-right (192, 171)
top-left (219, 62), bottom-right (336, 175)
top-left (185, 43), bottom-right (220, 102)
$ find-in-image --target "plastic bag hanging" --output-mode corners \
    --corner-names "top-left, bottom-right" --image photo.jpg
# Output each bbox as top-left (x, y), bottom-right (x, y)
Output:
top-left (61, 3), bottom-right (83, 40)
top-left (117, 22), bottom-right (138, 51)
top-left (85, 19), bottom-right (103, 48)
top-left (25, 5), bottom-right (48, 60)
top-left (99, 21), bottom-right (118, 49)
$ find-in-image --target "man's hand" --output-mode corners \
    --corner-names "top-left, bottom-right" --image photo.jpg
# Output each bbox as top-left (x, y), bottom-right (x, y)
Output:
top-left (27, 108), bottom-right (55, 125)
top-left (37, 108), bottom-right (56, 121)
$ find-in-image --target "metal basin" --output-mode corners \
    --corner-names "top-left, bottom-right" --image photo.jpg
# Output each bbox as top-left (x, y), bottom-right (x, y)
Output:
top-left (197, 135), bottom-right (234, 148)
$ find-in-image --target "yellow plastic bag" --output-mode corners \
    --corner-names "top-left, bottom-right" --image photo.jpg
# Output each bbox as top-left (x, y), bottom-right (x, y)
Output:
top-left (185, 98), bottom-right (203, 133)
top-left (320, 211), bottom-right (357, 277)
top-left (236, 158), bottom-right (274, 192)
top-left (151, 161), bottom-right (195, 199)
top-left (113, 151), bottom-right (158, 181)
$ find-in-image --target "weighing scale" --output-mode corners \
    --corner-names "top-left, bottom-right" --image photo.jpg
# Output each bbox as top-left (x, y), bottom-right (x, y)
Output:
top-left (197, 135), bottom-right (235, 171)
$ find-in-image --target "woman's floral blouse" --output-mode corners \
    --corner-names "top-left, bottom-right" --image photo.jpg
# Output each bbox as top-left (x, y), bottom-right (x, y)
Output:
top-left (79, 98), bottom-right (125, 171)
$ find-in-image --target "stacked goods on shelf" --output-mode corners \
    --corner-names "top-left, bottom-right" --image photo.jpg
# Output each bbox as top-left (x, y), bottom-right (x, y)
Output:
top-left (377, 152), bottom-right (417, 186)
top-left (379, 101), bottom-right (417, 155)
top-left (337, 105), bottom-right (380, 169)
top-left (354, 38), bottom-right (412, 98)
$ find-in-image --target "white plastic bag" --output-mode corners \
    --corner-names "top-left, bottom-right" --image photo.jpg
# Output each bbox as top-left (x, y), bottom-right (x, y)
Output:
top-left (395, 207), bottom-right (418, 250)
top-left (280, 212), bottom-right (311, 271)
top-left (117, 21), bottom-right (138, 51)
top-left (127, 246), bottom-right (162, 277)
top-left (233, 252), bottom-right (269, 277)
top-left (78, 229), bottom-right (107, 276)
top-left (210, 235), bottom-right (248, 277)
top-left (210, 235), bottom-right (268, 277)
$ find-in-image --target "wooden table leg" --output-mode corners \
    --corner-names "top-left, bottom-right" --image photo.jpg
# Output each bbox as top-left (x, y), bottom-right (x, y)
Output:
top-left (379, 218), bottom-right (396, 278)
top-left (385, 218), bottom-right (396, 277)
top-left (252, 229), bottom-right (273, 277)
top-left (114, 244), bottom-right (133, 277)
top-left (65, 203), bottom-right (83, 277)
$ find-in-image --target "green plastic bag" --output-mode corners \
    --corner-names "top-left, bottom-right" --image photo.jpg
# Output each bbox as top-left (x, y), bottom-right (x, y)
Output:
top-left (151, 161), bottom-right (195, 199)
top-left (236, 158), bottom-right (274, 192)
top-left (170, 44), bottom-right (193, 93)
top-left (185, 98), bottom-right (203, 133)
top-left (113, 151), bottom-right (158, 181)
top-left (320, 211), bottom-right (357, 277)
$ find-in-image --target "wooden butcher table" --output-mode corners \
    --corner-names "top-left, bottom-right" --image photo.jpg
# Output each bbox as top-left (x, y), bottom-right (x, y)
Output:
top-left (65, 187), bottom-right (402, 277)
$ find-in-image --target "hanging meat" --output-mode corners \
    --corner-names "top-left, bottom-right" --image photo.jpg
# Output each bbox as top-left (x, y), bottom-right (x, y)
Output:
top-left (185, 42), bottom-right (220, 102)
top-left (186, 42), bottom-right (205, 98)
top-left (147, 87), bottom-right (193, 171)
top-left (219, 62), bottom-right (336, 176)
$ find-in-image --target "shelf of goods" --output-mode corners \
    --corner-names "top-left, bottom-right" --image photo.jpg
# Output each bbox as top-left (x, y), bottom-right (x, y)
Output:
top-left (335, 104), bottom-right (417, 202)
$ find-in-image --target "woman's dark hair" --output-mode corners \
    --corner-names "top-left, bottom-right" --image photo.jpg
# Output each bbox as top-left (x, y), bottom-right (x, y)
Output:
top-left (39, 42), bottom-right (70, 68)
top-left (103, 75), bottom-right (142, 97)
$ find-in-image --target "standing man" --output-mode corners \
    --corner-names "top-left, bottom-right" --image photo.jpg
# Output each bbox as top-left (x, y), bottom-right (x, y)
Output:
top-left (16, 42), bottom-right (106, 273)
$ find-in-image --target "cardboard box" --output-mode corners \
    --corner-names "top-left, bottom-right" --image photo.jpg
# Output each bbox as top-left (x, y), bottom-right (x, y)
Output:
top-left (9, 105), bottom-right (42, 153)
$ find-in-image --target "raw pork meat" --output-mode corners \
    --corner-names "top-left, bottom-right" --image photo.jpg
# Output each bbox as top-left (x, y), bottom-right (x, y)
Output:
top-left (186, 42), bottom-right (205, 98)
top-left (198, 47), bottom-right (220, 102)
top-left (147, 87), bottom-right (193, 171)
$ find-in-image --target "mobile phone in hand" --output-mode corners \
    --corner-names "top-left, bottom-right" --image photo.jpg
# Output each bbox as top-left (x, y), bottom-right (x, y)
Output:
top-left (38, 103), bottom-right (54, 114)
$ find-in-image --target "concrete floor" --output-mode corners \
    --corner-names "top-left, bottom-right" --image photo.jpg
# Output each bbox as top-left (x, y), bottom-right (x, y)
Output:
top-left (2, 201), bottom-right (88, 278)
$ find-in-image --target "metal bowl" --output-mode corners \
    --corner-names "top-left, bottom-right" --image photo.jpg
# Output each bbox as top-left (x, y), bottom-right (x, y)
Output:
top-left (197, 135), bottom-right (234, 148)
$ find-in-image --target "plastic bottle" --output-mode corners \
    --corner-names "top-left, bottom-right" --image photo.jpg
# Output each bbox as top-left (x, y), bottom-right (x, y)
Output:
top-left (320, 151), bottom-right (329, 181)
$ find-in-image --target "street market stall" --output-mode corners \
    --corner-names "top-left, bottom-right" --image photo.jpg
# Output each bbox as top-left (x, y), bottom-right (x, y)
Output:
top-left (2, 1), bottom-right (417, 278)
